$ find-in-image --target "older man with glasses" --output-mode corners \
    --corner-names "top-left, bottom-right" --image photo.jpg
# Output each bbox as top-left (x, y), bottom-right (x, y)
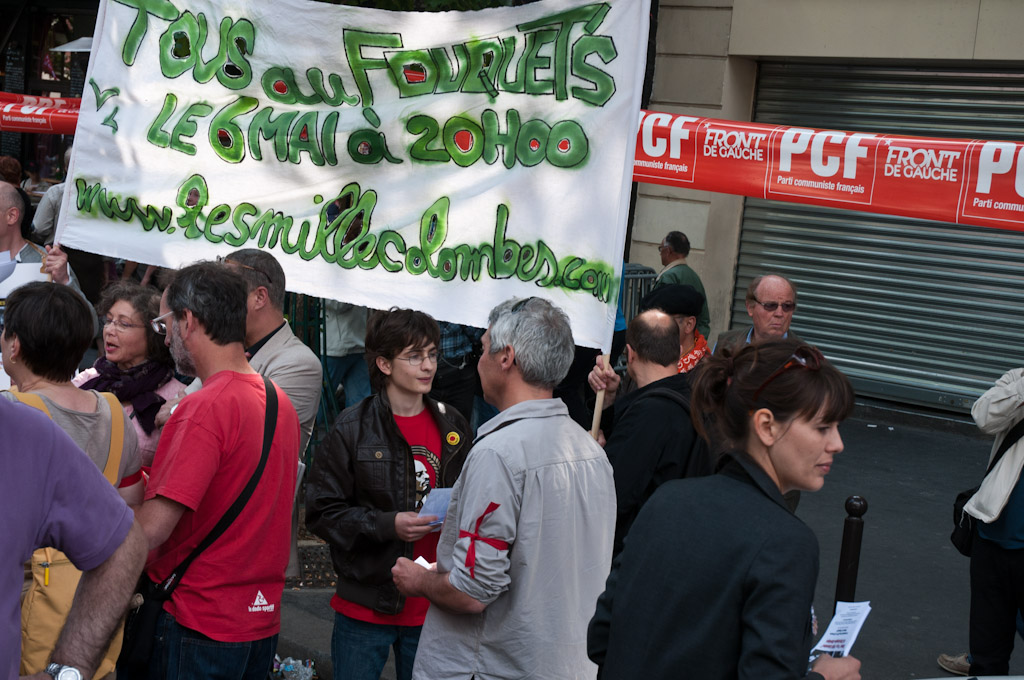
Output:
top-left (714, 273), bottom-right (802, 354)
top-left (714, 273), bottom-right (804, 510)
top-left (653, 230), bottom-right (710, 338)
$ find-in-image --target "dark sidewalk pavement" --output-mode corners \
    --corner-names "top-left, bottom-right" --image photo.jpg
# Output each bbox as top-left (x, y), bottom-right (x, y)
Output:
top-left (800, 408), bottom-right (1024, 678)
top-left (277, 406), bottom-right (1024, 679)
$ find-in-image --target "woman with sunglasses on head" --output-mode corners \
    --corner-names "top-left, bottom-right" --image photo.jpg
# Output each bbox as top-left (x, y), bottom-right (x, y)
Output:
top-left (588, 339), bottom-right (862, 680)
top-left (73, 280), bottom-right (185, 468)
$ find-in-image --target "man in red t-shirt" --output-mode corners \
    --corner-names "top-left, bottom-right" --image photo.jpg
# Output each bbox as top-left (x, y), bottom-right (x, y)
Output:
top-left (306, 308), bottom-right (469, 680)
top-left (130, 262), bottom-right (300, 680)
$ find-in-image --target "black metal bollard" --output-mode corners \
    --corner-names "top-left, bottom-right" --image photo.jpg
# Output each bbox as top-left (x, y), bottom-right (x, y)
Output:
top-left (834, 495), bottom-right (868, 614)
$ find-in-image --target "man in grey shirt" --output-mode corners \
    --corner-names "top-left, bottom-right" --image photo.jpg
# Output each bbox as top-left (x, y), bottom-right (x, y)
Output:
top-left (392, 296), bottom-right (616, 680)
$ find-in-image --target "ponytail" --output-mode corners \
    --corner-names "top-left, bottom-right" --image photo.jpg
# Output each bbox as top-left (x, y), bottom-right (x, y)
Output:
top-left (691, 339), bottom-right (853, 450)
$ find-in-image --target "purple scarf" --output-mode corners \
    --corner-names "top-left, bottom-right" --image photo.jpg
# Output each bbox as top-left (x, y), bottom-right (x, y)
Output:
top-left (79, 358), bottom-right (174, 435)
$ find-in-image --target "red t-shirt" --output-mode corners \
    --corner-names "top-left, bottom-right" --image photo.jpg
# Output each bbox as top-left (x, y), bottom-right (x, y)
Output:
top-left (333, 407), bottom-right (443, 626)
top-left (145, 371), bottom-right (300, 642)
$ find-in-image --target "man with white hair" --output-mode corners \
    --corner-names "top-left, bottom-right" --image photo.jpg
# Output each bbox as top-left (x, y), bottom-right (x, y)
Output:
top-left (392, 297), bottom-right (616, 680)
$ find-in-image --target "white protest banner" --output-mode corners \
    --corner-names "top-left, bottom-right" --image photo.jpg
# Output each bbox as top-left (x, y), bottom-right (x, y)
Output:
top-left (57, 0), bottom-right (650, 349)
top-left (0, 262), bottom-right (49, 390)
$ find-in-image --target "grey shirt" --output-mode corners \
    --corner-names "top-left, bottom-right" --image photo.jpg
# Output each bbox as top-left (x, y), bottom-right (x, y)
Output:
top-left (31, 182), bottom-right (64, 244)
top-left (413, 398), bottom-right (616, 680)
top-left (0, 390), bottom-right (140, 485)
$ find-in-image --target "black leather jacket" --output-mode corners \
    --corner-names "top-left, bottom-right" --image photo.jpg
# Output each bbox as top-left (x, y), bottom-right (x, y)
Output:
top-left (305, 391), bottom-right (469, 615)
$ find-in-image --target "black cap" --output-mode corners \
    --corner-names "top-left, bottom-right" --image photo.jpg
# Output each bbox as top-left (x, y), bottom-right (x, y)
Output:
top-left (640, 284), bottom-right (704, 317)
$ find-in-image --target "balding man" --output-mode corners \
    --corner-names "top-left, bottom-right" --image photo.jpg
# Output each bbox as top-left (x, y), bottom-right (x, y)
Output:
top-left (639, 284), bottom-right (709, 373)
top-left (0, 182), bottom-right (78, 289)
top-left (598, 310), bottom-right (710, 555)
top-left (587, 283), bottom-right (708, 413)
top-left (713, 274), bottom-right (805, 512)
top-left (715, 274), bottom-right (802, 353)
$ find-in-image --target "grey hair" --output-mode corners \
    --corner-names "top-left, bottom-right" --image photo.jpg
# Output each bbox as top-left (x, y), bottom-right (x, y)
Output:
top-left (166, 261), bottom-right (248, 345)
top-left (487, 297), bottom-right (574, 389)
top-left (224, 248), bottom-right (286, 310)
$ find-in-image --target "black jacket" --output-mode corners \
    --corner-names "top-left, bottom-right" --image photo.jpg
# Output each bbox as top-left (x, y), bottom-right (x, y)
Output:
top-left (588, 452), bottom-right (824, 680)
top-left (603, 372), bottom-right (711, 555)
top-left (305, 391), bottom-right (469, 614)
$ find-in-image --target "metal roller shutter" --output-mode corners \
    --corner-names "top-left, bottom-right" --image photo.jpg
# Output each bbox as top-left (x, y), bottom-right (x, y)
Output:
top-left (734, 63), bottom-right (1024, 411)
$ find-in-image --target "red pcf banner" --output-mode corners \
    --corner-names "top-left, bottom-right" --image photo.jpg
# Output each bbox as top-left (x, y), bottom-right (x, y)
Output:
top-left (0, 92), bottom-right (81, 109)
top-left (0, 102), bottom-right (79, 134)
top-left (4, 94), bottom-right (1024, 233)
top-left (634, 111), bottom-right (1024, 233)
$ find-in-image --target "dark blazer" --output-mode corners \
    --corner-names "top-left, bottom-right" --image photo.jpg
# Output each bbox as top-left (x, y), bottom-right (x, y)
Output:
top-left (588, 452), bottom-right (825, 680)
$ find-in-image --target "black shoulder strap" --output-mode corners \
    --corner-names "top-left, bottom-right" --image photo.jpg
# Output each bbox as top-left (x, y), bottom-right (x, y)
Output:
top-left (158, 375), bottom-right (278, 595)
top-left (614, 386), bottom-right (691, 435)
top-left (626, 387), bottom-right (691, 416)
top-left (986, 416), bottom-right (1024, 476)
top-left (626, 386), bottom-right (714, 479)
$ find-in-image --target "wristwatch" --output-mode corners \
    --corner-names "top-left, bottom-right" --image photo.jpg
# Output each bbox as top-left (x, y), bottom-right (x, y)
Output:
top-left (44, 664), bottom-right (83, 680)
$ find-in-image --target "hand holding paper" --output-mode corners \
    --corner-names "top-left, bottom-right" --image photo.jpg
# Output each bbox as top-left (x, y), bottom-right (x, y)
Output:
top-left (419, 487), bottom-right (452, 528)
top-left (813, 601), bottom-right (871, 658)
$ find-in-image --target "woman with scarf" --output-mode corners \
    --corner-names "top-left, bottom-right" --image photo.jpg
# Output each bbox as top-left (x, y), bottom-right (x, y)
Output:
top-left (75, 280), bottom-right (185, 468)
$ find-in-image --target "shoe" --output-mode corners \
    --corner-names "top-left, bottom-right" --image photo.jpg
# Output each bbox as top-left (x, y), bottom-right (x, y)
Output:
top-left (937, 652), bottom-right (970, 676)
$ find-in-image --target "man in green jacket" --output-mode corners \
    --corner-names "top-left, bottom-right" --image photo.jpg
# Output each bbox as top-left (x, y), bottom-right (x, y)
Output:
top-left (653, 230), bottom-right (710, 337)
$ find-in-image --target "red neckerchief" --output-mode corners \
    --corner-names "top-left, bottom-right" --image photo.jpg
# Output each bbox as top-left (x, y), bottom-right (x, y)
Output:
top-left (459, 502), bottom-right (509, 579)
top-left (677, 331), bottom-right (709, 374)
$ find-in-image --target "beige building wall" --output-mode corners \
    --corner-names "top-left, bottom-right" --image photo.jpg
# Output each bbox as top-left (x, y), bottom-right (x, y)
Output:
top-left (633, 0), bottom-right (749, 343)
top-left (634, 0), bottom-right (1024, 341)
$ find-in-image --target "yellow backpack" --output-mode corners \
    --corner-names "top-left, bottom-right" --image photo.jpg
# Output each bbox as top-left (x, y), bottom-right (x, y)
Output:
top-left (15, 391), bottom-right (127, 679)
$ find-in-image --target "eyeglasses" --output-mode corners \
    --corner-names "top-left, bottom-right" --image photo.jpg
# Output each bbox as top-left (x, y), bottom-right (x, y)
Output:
top-left (752, 299), bottom-right (797, 313)
top-left (658, 244), bottom-right (671, 252)
top-left (216, 255), bottom-right (272, 284)
top-left (394, 351), bottom-right (439, 366)
top-left (753, 346), bottom-right (824, 400)
top-left (150, 311), bottom-right (174, 335)
top-left (102, 317), bottom-right (147, 333)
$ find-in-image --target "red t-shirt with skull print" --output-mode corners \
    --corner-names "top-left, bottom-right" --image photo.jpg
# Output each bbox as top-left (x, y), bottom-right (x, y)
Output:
top-left (331, 408), bottom-right (443, 626)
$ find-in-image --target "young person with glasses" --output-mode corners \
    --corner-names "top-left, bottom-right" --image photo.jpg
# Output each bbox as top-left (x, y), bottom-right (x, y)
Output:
top-left (306, 308), bottom-right (469, 680)
top-left (589, 339), bottom-right (862, 680)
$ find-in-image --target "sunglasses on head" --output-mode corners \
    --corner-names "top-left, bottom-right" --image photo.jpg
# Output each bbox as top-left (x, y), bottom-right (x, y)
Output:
top-left (753, 345), bottom-right (824, 401)
top-left (216, 255), bottom-right (272, 284)
top-left (510, 297), bottom-right (539, 314)
top-left (753, 299), bottom-right (796, 313)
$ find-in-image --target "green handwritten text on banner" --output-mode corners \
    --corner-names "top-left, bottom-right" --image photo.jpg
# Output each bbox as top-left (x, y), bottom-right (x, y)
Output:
top-left (57, 0), bottom-right (650, 349)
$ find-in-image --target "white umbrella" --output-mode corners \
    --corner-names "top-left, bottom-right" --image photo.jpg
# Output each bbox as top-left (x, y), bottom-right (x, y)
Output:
top-left (49, 37), bottom-right (92, 53)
